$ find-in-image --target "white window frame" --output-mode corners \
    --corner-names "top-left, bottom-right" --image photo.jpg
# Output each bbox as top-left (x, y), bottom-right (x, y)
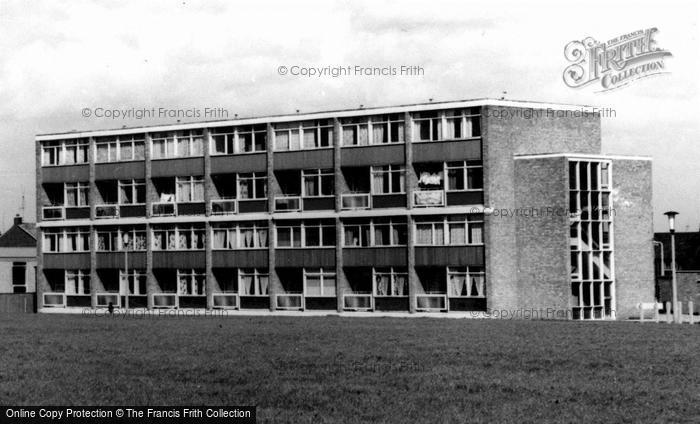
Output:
top-left (368, 114), bottom-right (405, 144)
top-left (151, 226), bottom-right (206, 251)
top-left (370, 165), bottom-right (405, 194)
top-left (303, 268), bottom-right (337, 297)
top-left (301, 169), bottom-right (334, 198)
top-left (118, 179), bottom-right (146, 205)
top-left (373, 267), bottom-right (408, 297)
top-left (175, 176), bottom-right (205, 203)
top-left (446, 161), bottom-right (484, 191)
top-left (414, 215), bottom-right (484, 246)
top-left (343, 219), bottom-right (407, 247)
top-left (64, 182), bottom-right (89, 207)
top-left (237, 172), bottom-right (267, 200)
top-left (211, 222), bottom-right (268, 250)
top-left (447, 266), bottom-right (485, 298)
top-left (238, 268), bottom-right (269, 296)
top-left (120, 269), bottom-right (147, 296)
top-left (65, 269), bottom-right (90, 295)
top-left (177, 269), bottom-right (206, 296)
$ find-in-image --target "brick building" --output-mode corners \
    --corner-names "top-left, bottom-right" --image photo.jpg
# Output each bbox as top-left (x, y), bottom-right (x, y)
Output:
top-left (654, 232), bottom-right (700, 313)
top-left (0, 215), bottom-right (37, 294)
top-left (35, 99), bottom-right (654, 319)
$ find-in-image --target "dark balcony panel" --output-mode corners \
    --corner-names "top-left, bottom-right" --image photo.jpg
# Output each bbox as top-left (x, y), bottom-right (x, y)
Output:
top-left (152, 251), bottom-right (206, 268)
top-left (43, 253), bottom-right (91, 269)
top-left (375, 297), bottom-right (409, 311)
top-left (65, 207), bottom-right (90, 220)
top-left (446, 191), bottom-right (484, 206)
top-left (372, 194), bottom-right (406, 209)
top-left (303, 197), bottom-right (335, 211)
top-left (177, 202), bottom-right (206, 216)
top-left (412, 139), bottom-right (482, 162)
top-left (341, 144), bottom-right (405, 167)
top-left (449, 297), bottom-right (486, 311)
top-left (120, 205), bottom-right (147, 218)
top-left (240, 296), bottom-right (269, 309)
top-left (274, 149), bottom-right (333, 170)
top-left (41, 165), bottom-right (90, 183)
top-left (212, 250), bottom-right (268, 268)
top-left (66, 296), bottom-right (91, 307)
top-left (343, 247), bottom-right (407, 267)
top-left (211, 153), bottom-right (267, 174)
top-left (95, 161), bottom-right (145, 180)
top-left (415, 246), bottom-right (484, 267)
top-left (238, 200), bottom-right (267, 214)
top-left (275, 249), bottom-right (335, 268)
top-left (179, 296), bottom-right (207, 308)
top-left (305, 297), bottom-right (337, 310)
top-left (151, 157), bottom-right (204, 177)
top-left (96, 252), bottom-right (147, 269)
top-left (125, 295), bottom-right (147, 308)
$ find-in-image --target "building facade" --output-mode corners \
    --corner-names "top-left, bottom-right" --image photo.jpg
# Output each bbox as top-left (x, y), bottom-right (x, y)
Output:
top-left (35, 99), bottom-right (654, 319)
top-left (654, 231), bottom-right (700, 314)
top-left (0, 215), bottom-right (37, 294)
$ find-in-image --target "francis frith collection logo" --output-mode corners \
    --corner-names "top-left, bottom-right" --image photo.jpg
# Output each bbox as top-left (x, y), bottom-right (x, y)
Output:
top-left (563, 28), bottom-right (672, 92)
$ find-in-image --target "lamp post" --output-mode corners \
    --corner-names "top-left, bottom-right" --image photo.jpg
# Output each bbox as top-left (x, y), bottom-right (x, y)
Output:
top-left (664, 211), bottom-right (679, 323)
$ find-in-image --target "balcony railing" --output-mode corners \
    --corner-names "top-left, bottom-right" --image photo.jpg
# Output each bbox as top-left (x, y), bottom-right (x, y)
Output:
top-left (413, 190), bottom-right (445, 207)
top-left (152, 202), bottom-right (176, 217)
top-left (274, 196), bottom-right (301, 212)
top-left (42, 206), bottom-right (64, 220)
top-left (276, 293), bottom-right (304, 310)
top-left (212, 294), bottom-right (239, 309)
top-left (95, 204), bottom-right (119, 219)
top-left (96, 293), bottom-right (120, 307)
top-left (152, 293), bottom-right (177, 308)
top-left (43, 292), bottom-right (66, 307)
top-left (341, 193), bottom-right (371, 210)
top-left (343, 293), bottom-right (374, 311)
top-left (416, 294), bottom-right (447, 311)
top-left (211, 199), bottom-right (237, 215)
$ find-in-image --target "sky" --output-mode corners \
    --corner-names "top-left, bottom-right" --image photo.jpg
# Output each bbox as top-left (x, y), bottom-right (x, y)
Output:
top-left (0, 0), bottom-right (698, 232)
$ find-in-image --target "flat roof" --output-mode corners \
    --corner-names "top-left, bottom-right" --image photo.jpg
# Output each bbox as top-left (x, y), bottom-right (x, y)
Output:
top-left (36, 98), bottom-right (597, 141)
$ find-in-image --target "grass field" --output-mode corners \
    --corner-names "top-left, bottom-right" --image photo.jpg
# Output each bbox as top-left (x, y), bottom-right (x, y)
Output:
top-left (1, 314), bottom-right (698, 423)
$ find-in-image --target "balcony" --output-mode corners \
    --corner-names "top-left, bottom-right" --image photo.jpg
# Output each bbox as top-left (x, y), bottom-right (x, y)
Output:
top-left (43, 293), bottom-right (65, 307)
top-left (152, 202), bottom-right (176, 217)
top-left (413, 190), bottom-right (445, 207)
top-left (276, 293), bottom-right (304, 310)
top-left (343, 293), bottom-right (373, 311)
top-left (212, 294), bottom-right (239, 309)
top-left (42, 206), bottom-right (64, 220)
top-left (341, 193), bottom-right (371, 210)
top-left (95, 204), bottom-right (119, 219)
top-left (274, 196), bottom-right (301, 212)
top-left (416, 294), bottom-right (447, 312)
top-left (211, 199), bottom-right (237, 215)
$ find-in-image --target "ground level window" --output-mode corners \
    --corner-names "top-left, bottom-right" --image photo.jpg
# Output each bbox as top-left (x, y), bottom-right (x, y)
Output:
top-left (65, 270), bottom-right (90, 295)
top-left (12, 262), bottom-right (26, 293)
top-left (304, 268), bottom-right (336, 297)
top-left (373, 267), bottom-right (408, 296)
top-left (239, 268), bottom-right (269, 296)
top-left (447, 267), bottom-right (484, 297)
top-left (120, 270), bottom-right (147, 295)
top-left (178, 269), bottom-right (206, 295)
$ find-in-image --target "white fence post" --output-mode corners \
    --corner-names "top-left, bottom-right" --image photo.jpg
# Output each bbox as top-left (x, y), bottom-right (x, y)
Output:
top-left (689, 301), bottom-right (694, 325)
top-left (666, 302), bottom-right (673, 323)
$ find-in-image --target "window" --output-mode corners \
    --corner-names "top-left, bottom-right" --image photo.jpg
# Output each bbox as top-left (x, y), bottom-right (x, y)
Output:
top-left (43, 228), bottom-right (90, 252)
top-left (239, 268), bottom-right (269, 296)
top-left (414, 109), bottom-right (480, 141)
top-left (176, 176), bottom-right (204, 202)
top-left (12, 262), bottom-right (26, 293)
top-left (121, 270), bottom-right (147, 295)
top-left (152, 226), bottom-right (205, 250)
top-left (42, 141), bottom-right (61, 166)
top-left (65, 270), bottom-right (90, 295)
top-left (178, 269), bottom-right (206, 295)
top-left (302, 120), bottom-right (333, 149)
top-left (344, 218), bottom-right (407, 247)
top-left (274, 123), bottom-right (301, 151)
top-left (212, 222), bottom-right (268, 249)
top-left (151, 130), bottom-right (204, 159)
top-left (238, 173), bottom-right (267, 199)
top-left (96, 228), bottom-right (146, 251)
top-left (414, 111), bottom-right (441, 141)
top-left (119, 180), bottom-right (145, 204)
top-left (304, 268), bottom-right (336, 297)
top-left (374, 267), bottom-right (408, 296)
top-left (211, 128), bottom-right (235, 155)
top-left (151, 133), bottom-right (175, 159)
top-left (371, 114), bottom-right (404, 144)
top-left (341, 117), bottom-right (369, 146)
top-left (448, 267), bottom-right (485, 297)
top-left (95, 135), bottom-right (145, 162)
top-left (237, 125), bottom-right (267, 153)
top-left (63, 140), bottom-right (89, 165)
top-left (302, 220), bottom-right (335, 247)
top-left (415, 215), bottom-right (483, 245)
top-left (371, 165), bottom-right (405, 194)
top-left (302, 169), bottom-right (334, 197)
top-left (447, 161), bottom-right (483, 190)
top-left (276, 223), bottom-right (302, 248)
top-left (42, 139), bottom-right (90, 166)
top-left (65, 182), bottom-right (89, 206)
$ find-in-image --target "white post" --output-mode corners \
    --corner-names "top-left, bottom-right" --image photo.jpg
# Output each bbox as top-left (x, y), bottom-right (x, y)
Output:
top-left (688, 301), bottom-right (694, 325)
top-left (666, 302), bottom-right (673, 323)
top-left (654, 303), bottom-right (660, 323)
top-left (639, 303), bottom-right (645, 323)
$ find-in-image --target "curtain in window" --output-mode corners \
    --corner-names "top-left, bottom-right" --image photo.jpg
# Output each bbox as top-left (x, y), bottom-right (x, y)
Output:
top-left (304, 176), bottom-right (317, 196)
top-left (96, 144), bottom-right (109, 162)
top-left (470, 223), bottom-right (483, 244)
top-left (65, 189), bottom-right (77, 207)
top-left (192, 181), bottom-right (204, 201)
top-left (275, 131), bottom-right (289, 151)
top-left (120, 184), bottom-right (131, 204)
top-left (434, 226), bottom-right (444, 245)
top-left (372, 173), bottom-right (385, 194)
top-left (257, 229), bottom-right (268, 248)
top-left (79, 188), bottom-right (88, 206)
top-left (465, 117), bottom-right (473, 138)
top-left (241, 274), bottom-right (253, 295)
top-left (167, 232), bottom-right (177, 250)
top-left (303, 129), bottom-right (316, 149)
top-left (450, 274), bottom-right (466, 296)
top-left (470, 275), bottom-right (484, 297)
top-left (66, 274), bottom-right (77, 294)
top-left (213, 230), bottom-right (226, 249)
top-left (394, 275), bottom-right (407, 296)
top-left (373, 123), bottom-right (386, 144)
top-left (120, 142), bottom-right (133, 160)
top-left (122, 233), bottom-right (133, 250)
top-left (152, 232), bottom-right (162, 250)
top-left (191, 137), bottom-right (204, 155)
top-left (134, 142), bottom-right (145, 160)
top-left (374, 226), bottom-right (387, 245)
top-left (178, 232), bottom-right (190, 249)
top-left (448, 168), bottom-right (463, 190)
top-left (449, 224), bottom-right (466, 245)
top-left (194, 231), bottom-right (204, 249)
top-left (179, 275), bottom-right (190, 295)
top-left (289, 130), bottom-right (300, 150)
top-left (358, 126), bottom-right (369, 146)
top-left (240, 228), bottom-right (253, 248)
top-left (238, 179), bottom-right (250, 199)
top-left (342, 127), bottom-right (356, 145)
top-left (323, 275), bottom-right (336, 296)
top-left (177, 181), bottom-right (191, 202)
top-left (134, 233), bottom-right (146, 250)
top-left (376, 275), bottom-right (389, 296)
top-left (177, 137), bottom-right (189, 156)
top-left (345, 227), bottom-right (357, 246)
top-left (306, 275), bottom-right (321, 296)
top-left (258, 274), bottom-right (269, 295)
top-left (416, 224), bottom-right (432, 245)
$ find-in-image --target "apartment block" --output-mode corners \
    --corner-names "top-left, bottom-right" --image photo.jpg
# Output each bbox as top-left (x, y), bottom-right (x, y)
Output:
top-left (35, 99), bottom-right (654, 319)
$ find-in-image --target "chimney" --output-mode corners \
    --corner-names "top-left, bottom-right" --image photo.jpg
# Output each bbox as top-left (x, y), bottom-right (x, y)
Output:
top-left (14, 214), bottom-right (22, 225)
